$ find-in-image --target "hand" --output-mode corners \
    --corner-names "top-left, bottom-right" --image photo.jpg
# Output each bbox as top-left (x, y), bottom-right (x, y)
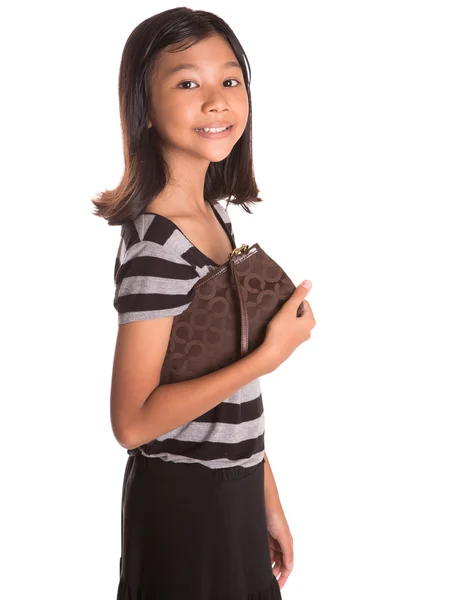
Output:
top-left (265, 509), bottom-right (294, 590)
top-left (261, 280), bottom-right (315, 374)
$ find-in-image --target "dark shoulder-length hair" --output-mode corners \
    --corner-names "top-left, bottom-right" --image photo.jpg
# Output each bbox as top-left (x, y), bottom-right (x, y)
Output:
top-left (91, 7), bottom-right (262, 226)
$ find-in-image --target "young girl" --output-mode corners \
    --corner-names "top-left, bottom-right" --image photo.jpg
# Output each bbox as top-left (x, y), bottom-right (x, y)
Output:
top-left (92, 8), bottom-right (315, 599)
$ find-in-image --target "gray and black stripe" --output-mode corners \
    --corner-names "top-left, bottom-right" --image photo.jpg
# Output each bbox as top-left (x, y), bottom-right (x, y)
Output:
top-left (113, 201), bottom-right (265, 469)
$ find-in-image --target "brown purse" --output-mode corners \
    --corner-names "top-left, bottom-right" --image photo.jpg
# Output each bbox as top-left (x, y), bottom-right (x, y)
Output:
top-left (159, 243), bottom-right (304, 385)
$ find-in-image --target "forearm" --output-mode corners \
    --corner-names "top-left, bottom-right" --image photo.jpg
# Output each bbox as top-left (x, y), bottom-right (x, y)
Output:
top-left (126, 345), bottom-right (271, 449)
top-left (264, 451), bottom-right (284, 514)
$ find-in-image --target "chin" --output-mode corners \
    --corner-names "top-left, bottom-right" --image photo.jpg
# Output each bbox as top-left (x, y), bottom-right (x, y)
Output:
top-left (207, 151), bottom-right (234, 163)
top-left (197, 145), bottom-right (236, 162)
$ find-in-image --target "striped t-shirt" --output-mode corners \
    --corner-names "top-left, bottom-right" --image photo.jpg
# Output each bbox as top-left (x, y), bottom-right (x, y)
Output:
top-left (113, 200), bottom-right (265, 470)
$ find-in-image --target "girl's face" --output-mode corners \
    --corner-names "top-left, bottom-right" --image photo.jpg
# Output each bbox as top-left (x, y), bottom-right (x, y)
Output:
top-left (148, 34), bottom-right (249, 164)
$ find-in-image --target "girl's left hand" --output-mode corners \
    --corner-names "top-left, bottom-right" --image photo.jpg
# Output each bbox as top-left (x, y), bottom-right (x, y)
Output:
top-left (266, 509), bottom-right (294, 590)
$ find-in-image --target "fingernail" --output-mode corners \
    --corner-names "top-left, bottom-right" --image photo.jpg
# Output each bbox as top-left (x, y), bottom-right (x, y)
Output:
top-left (301, 280), bottom-right (312, 289)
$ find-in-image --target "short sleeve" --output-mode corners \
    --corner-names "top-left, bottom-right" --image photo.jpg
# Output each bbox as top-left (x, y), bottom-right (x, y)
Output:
top-left (114, 238), bottom-right (200, 325)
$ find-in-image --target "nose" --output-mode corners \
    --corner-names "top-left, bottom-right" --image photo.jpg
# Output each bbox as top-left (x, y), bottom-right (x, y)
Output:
top-left (201, 86), bottom-right (230, 112)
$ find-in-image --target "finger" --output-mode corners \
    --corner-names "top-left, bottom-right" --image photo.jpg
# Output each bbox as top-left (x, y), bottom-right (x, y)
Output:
top-left (276, 546), bottom-right (294, 590)
top-left (271, 550), bottom-right (282, 578)
top-left (277, 563), bottom-right (293, 591)
top-left (282, 545), bottom-right (294, 574)
top-left (299, 280), bottom-right (312, 293)
top-left (268, 537), bottom-right (279, 566)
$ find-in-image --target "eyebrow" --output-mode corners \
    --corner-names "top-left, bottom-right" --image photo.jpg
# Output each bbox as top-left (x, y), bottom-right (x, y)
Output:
top-left (164, 60), bottom-right (242, 77)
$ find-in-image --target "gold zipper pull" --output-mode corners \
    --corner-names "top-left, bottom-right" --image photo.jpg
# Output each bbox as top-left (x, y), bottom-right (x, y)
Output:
top-left (228, 244), bottom-right (250, 260)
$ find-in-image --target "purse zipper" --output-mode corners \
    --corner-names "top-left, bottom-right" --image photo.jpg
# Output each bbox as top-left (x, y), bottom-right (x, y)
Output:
top-left (194, 244), bottom-right (258, 290)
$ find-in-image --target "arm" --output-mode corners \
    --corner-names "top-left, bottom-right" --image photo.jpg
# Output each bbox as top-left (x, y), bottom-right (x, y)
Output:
top-left (264, 451), bottom-right (284, 515)
top-left (264, 450), bottom-right (295, 584)
top-left (122, 345), bottom-right (272, 449)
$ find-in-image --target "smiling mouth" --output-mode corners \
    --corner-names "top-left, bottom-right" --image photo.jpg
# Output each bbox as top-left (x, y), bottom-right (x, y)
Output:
top-left (194, 125), bottom-right (233, 133)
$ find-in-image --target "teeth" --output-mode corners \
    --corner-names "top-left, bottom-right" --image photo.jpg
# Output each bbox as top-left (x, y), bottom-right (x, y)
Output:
top-left (196, 126), bottom-right (230, 133)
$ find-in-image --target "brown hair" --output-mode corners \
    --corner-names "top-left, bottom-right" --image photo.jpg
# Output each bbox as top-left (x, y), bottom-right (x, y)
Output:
top-left (91, 7), bottom-right (262, 226)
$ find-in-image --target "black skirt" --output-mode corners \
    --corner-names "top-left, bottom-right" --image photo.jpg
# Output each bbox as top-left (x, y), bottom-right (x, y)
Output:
top-left (117, 452), bottom-right (282, 600)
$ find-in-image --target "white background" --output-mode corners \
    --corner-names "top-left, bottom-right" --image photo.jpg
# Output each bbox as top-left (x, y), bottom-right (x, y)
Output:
top-left (2, 1), bottom-right (457, 599)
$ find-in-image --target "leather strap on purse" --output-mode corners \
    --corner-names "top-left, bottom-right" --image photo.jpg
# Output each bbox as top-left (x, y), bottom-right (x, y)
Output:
top-left (227, 244), bottom-right (251, 359)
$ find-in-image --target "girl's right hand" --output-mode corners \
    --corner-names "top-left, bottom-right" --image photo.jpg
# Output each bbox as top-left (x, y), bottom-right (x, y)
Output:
top-left (260, 281), bottom-right (315, 374)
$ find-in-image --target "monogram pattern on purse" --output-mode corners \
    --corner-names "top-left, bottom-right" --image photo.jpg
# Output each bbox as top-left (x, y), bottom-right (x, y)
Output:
top-left (159, 244), bottom-right (303, 385)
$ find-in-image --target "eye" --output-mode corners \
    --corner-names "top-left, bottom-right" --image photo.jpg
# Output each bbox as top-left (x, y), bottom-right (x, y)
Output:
top-left (223, 78), bottom-right (241, 87)
top-left (177, 79), bottom-right (241, 89)
top-left (177, 80), bottom-right (198, 89)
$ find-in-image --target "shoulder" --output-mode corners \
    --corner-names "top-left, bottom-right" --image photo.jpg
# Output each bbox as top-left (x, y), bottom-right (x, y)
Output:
top-left (116, 213), bottom-right (189, 263)
top-left (113, 214), bottom-right (199, 325)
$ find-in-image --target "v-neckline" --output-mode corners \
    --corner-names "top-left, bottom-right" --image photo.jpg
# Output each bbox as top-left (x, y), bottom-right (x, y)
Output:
top-left (141, 201), bottom-right (236, 267)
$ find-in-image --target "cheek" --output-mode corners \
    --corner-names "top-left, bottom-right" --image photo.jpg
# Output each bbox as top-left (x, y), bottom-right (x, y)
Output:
top-left (161, 97), bottom-right (195, 133)
top-left (233, 94), bottom-right (249, 125)
top-left (242, 95), bottom-right (250, 120)
top-left (235, 97), bottom-right (250, 134)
